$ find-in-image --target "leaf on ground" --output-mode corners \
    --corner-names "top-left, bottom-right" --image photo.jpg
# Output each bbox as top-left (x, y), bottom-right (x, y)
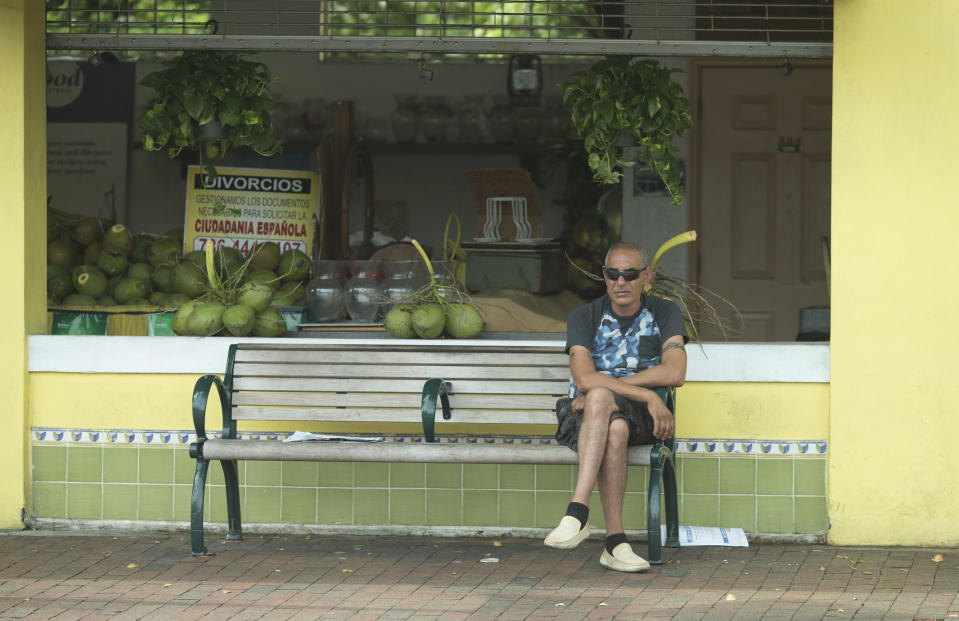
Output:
top-left (221, 590), bottom-right (231, 594)
top-left (598, 602), bottom-right (608, 606)
top-left (126, 563), bottom-right (139, 569)
top-left (342, 569), bottom-right (353, 573)
top-left (163, 584), bottom-right (172, 587)
top-left (555, 602), bottom-right (565, 607)
top-left (864, 571), bottom-right (873, 575)
top-left (493, 541), bottom-right (502, 547)
top-left (725, 593), bottom-right (736, 601)
top-left (932, 553), bottom-right (944, 563)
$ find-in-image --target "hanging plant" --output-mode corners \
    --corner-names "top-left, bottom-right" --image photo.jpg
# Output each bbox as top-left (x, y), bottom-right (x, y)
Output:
top-left (138, 51), bottom-right (282, 177)
top-left (559, 57), bottom-right (692, 204)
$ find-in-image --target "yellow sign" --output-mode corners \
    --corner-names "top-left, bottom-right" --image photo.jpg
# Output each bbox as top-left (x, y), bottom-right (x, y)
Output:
top-left (183, 165), bottom-right (320, 256)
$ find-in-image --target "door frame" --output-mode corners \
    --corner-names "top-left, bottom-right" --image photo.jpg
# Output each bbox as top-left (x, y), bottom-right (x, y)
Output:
top-left (686, 57), bottom-right (833, 287)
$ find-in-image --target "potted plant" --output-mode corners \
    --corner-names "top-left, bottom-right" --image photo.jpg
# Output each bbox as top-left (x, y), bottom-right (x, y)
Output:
top-left (138, 51), bottom-right (282, 176)
top-left (559, 57), bottom-right (692, 204)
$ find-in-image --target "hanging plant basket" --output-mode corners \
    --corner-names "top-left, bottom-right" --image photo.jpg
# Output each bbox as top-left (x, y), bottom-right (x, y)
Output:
top-left (559, 57), bottom-right (693, 204)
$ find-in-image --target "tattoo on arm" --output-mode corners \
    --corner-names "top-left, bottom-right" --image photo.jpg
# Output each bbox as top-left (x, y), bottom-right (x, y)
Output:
top-left (662, 342), bottom-right (685, 355)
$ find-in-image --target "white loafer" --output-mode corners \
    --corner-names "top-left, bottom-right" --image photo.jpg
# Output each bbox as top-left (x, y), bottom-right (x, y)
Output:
top-left (544, 515), bottom-right (590, 549)
top-left (600, 542), bottom-right (650, 572)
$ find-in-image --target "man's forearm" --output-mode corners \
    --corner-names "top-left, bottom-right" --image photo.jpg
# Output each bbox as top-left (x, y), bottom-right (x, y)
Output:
top-left (619, 364), bottom-right (682, 388)
top-left (575, 371), bottom-right (658, 404)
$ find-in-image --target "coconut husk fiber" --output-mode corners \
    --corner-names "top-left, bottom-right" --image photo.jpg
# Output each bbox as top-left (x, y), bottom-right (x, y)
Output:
top-left (469, 288), bottom-right (587, 333)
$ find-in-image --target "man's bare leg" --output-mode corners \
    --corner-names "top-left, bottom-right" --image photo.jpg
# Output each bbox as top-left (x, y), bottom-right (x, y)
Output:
top-left (572, 388), bottom-right (619, 504)
top-left (597, 417), bottom-right (629, 535)
top-left (545, 388), bottom-right (618, 549)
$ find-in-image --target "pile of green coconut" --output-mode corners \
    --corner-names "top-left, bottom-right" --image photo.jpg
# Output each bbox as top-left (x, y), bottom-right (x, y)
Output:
top-left (383, 240), bottom-right (484, 340)
top-left (47, 212), bottom-right (311, 337)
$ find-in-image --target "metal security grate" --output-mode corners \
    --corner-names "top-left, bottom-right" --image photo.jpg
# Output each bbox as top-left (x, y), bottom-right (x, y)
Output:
top-left (46, 1), bottom-right (832, 58)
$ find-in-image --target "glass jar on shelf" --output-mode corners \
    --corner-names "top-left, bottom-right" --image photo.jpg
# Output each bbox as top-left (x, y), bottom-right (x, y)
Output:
top-left (345, 259), bottom-right (386, 322)
top-left (306, 278), bottom-right (346, 323)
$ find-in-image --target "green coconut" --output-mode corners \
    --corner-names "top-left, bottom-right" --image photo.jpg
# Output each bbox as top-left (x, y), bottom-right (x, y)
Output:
top-left (62, 293), bottom-right (97, 306)
top-left (106, 275), bottom-right (122, 296)
top-left (270, 281), bottom-right (305, 308)
top-left (71, 217), bottom-right (103, 247)
top-left (186, 302), bottom-right (226, 336)
top-left (48, 239), bottom-right (80, 270)
top-left (214, 246), bottom-right (245, 277)
top-left (97, 295), bottom-right (117, 306)
top-left (73, 268), bottom-right (108, 298)
top-left (149, 291), bottom-right (169, 306)
top-left (152, 264), bottom-right (174, 292)
top-left (164, 228), bottom-right (184, 244)
top-left (251, 242), bottom-right (281, 271)
top-left (166, 293), bottom-right (192, 306)
top-left (127, 262), bottom-right (153, 282)
top-left (243, 269), bottom-right (279, 286)
top-left (82, 242), bottom-right (102, 266)
top-left (277, 249), bottom-right (310, 281)
top-left (253, 308), bottom-right (287, 337)
top-left (444, 303), bottom-right (484, 339)
top-left (96, 250), bottom-right (128, 277)
top-left (236, 280), bottom-right (275, 313)
top-left (131, 234), bottom-right (154, 263)
top-left (223, 304), bottom-right (256, 336)
top-left (147, 236), bottom-right (181, 267)
top-left (384, 303), bottom-right (418, 339)
top-left (172, 261), bottom-right (209, 297)
top-left (47, 265), bottom-right (74, 300)
top-left (114, 277), bottom-right (150, 304)
top-left (182, 250), bottom-right (208, 272)
top-left (102, 224), bottom-right (133, 257)
top-left (412, 303), bottom-right (445, 339)
top-left (172, 299), bottom-right (201, 335)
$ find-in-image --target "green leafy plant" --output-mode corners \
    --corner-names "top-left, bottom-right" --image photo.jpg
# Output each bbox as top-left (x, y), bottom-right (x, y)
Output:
top-left (559, 57), bottom-right (692, 204)
top-left (138, 51), bottom-right (282, 176)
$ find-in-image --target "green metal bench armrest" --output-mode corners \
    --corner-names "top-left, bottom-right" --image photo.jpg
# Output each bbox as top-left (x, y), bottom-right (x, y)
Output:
top-left (189, 374), bottom-right (231, 459)
top-left (421, 378), bottom-right (452, 443)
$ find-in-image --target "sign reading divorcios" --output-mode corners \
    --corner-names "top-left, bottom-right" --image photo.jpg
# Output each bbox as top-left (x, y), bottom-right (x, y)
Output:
top-left (183, 165), bottom-right (321, 257)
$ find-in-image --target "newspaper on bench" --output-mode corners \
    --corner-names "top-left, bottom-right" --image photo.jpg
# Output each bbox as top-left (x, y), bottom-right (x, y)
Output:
top-left (283, 431), bottom-right (385, 443)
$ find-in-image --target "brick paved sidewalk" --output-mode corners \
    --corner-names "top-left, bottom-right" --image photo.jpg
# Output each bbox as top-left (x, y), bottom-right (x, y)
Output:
top-left (1, 530), bottom-right (957, 619)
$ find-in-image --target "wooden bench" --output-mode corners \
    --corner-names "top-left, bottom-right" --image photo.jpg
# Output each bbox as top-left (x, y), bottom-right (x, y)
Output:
top-left (189, 342), bottom-right (680, 562)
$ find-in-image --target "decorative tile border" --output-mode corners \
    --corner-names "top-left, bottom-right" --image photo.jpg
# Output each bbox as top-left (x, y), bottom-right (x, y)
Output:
top-left (31, 427), bottom-right (828, 456)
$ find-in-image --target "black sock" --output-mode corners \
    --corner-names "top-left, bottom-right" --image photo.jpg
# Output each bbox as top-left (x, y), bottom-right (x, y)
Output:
top-left (605, 532), bottom-right (628, 554)
top-left (565, 502), bottom-right (589, 530)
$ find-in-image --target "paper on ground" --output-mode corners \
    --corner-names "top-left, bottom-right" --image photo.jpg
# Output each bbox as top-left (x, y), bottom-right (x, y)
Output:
top-left (661, 525), bottom-right (748, 547)
top-left (283, 431), bottom-right (384, 443)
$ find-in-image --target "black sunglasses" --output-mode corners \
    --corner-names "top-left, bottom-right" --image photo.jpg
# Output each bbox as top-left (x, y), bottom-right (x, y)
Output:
top-left (603, 267), bottom-right (645, 282)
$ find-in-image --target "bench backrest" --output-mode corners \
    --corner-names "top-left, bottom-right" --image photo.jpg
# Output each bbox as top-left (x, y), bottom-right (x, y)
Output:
top-left (226, 343), bottom-right (570, 434)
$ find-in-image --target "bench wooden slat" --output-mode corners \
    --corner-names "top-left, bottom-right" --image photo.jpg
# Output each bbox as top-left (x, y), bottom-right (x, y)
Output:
top-left (232, 377), bottom-right (568, 395)
top-left (200, 439), bottom-right (654, 466)
top-left (232, 392), bottom-right (560, 409)
top-left (232, 407), bottom-right (558, 425)
top-left (232, 362), bottom-right (570, 381)
top-left (233, 349), bottom-right (568, 366)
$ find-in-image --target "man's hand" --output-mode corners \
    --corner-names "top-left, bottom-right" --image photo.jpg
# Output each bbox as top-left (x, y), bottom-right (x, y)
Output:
top-left (571, 394), bottom-right (586, 413)
top-left (647, 392), bottom-right (675, 440)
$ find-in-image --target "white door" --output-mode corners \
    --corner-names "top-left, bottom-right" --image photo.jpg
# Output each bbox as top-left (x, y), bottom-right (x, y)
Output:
top-left (693, 61), bottom-right (831, 341)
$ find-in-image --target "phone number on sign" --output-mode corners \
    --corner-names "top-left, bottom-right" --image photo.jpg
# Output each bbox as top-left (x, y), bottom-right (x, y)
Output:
top-left (192, 238), bottom-right (306, 255)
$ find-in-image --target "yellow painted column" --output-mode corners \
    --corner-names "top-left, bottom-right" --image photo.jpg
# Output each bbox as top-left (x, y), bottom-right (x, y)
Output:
top-left (831, 1), bottom-right (959, 545)
top-left (0, 0), bottom-right (46, 528)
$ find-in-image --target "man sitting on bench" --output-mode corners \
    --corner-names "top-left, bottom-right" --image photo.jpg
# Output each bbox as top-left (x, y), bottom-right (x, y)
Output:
top-left (546, 241), bottom-right (688, 572)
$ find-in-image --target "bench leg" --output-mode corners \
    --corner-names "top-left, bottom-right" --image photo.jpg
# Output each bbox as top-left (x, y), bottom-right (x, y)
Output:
top-left (663, 453), bottom-right (680, 548)
top-left (646, 463), bottom-right (664, 565)
top-left (221, 459), bottom-right (242, 542)
top-left (190, 458), bottom-right (209, 556)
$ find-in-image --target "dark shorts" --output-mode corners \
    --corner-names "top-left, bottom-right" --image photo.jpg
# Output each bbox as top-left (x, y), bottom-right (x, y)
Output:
top-left (554, 390), bottom-right (655, 452)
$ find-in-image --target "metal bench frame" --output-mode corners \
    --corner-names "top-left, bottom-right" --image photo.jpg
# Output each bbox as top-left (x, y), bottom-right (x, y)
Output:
top-left (189, 343), bottom-right (680, 561)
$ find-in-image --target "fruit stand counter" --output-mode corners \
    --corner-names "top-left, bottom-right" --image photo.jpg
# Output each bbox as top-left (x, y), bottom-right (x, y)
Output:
top-left (26, 336), bottom-right (831, 539)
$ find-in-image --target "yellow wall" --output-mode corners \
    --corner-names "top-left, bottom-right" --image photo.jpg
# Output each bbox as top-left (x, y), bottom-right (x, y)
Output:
top-left (831, 1), bottom-right (959, 545)
top-left (1, 0), bottom-right (46, 530)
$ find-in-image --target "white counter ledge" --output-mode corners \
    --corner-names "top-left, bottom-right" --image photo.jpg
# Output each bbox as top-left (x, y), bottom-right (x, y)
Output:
top-left (28, 334), bottom-right (829, 383)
